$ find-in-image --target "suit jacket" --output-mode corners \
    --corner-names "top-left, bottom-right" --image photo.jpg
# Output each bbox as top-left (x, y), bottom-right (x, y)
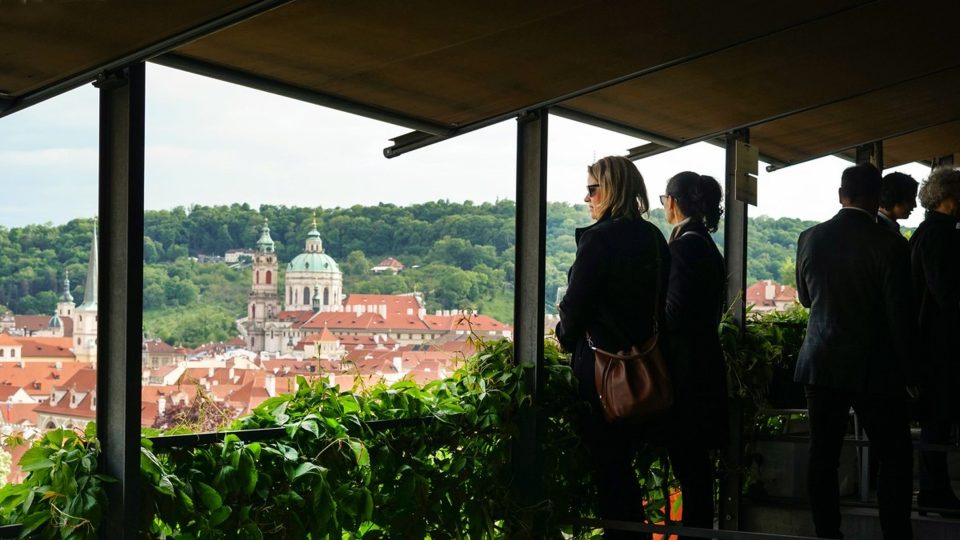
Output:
top-left (909, 210), bottom-right (960, 416)
top-left (556, 215), bottom-right (670, 402)
top-left (658, 220), bottom-right (727, 446)
top-left (794, 208), bottom-right (916, 395)
top-left (877, 212), bottom-right (900, 234)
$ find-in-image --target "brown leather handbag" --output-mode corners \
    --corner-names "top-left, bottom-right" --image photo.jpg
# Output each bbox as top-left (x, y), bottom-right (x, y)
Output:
top-left (592, 332), bottom-right (673, 423)
top-left (592, 225), bottom-right (673, 424)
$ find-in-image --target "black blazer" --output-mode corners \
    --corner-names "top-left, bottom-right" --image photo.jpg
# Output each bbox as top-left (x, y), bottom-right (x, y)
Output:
top-left (909, 210), bottom-right (960, 417)
top-left (557, 215), bottom-right (670, 401)
top-left (794, 208), bottom-right (916, 395)
top-left (660, 220), bottom-right (727, 446)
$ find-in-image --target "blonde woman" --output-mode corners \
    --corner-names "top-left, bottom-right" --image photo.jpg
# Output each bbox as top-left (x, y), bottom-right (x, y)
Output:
top-left (557, 156), bottom-right (669, 539)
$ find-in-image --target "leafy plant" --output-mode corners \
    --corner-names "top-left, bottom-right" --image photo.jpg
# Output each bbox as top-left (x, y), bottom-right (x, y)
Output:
top-left (0, 424), bottom-right (111, 539)
top-left (0, 338), bottom-right (694, 538)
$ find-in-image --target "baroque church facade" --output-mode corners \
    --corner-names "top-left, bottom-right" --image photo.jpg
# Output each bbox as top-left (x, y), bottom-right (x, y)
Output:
top-left (241, 220), bottom-right (343, 354)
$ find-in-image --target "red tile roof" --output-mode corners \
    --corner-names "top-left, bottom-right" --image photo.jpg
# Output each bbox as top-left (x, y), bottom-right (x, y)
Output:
top-left (300, 311), bottom-right (384, 330)
top-left (2, 403), bottom-right (39, 426)
top-left (372, 257), bottom-right (405, 270)
top-left (423, 314), bottom-right (511, 334)
top-left (0, 363), bottom-right (86, 397)
top-left (14, 315), bottom-right (54, 333)
top-left (15, 337), bottom-right (76, 359)
top-left (144, 339), bottom-right (178, 354)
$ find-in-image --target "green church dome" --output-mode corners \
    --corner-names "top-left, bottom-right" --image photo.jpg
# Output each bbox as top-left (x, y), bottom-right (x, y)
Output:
top-left (288, 252), bottom-right (340, 273)
top-left (48, 312), bottom-right (63, 329)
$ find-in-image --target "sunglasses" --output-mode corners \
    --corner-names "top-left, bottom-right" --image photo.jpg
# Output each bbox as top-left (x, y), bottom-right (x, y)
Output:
top-left (659, 194), bottom-right (671, 206)
top-left (587, 184), bottom-right (600, 196)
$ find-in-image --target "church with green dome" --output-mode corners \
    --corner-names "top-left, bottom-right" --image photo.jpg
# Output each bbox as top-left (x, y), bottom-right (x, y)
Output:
top-left (284, 222), bottom-right (343, 311)
top-left (242, 219), bottom-right (344, 353)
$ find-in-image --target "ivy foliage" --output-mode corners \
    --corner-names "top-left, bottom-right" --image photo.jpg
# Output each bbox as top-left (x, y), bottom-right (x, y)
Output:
top-left (0, 338), bottom-right (689, 539)
top-left (0, 424), bottom-right (110, 539)
top-left (137, 339), bottom-right (609, 539)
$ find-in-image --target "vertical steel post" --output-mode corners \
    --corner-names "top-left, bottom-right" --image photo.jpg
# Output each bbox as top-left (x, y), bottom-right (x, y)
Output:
top-left (855, 141), bottom-right (884, 170)
top-left (933, 154), bottom-right (955, 168)
top-left (95, 64), bottom-right (145, 539)
top-left (512, 109), bottom-right (548, 531)
top-left (723, 128), bottom-right (750, 329)
top-left (719, 128), bottom-right (749, 532)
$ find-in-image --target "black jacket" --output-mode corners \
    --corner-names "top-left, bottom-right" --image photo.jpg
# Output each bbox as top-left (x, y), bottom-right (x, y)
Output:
top-left (793, 208), bottom-right (916, 395)
top-left (909, 210), bottom-right (960, 416)
top-left (658, 220), bottom-right (727, 446)
top-left (556, 215), bottom-right (670, 402)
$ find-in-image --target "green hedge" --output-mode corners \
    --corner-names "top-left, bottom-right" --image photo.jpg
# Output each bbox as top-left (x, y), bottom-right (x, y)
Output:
top-left (1, 308), bottom-right (809, 539)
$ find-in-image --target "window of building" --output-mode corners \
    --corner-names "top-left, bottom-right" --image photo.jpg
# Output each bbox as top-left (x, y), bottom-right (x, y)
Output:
top-left (266, 270), bottom-right (272, 284)
top-left (303, 287), bottom-right (311, 305)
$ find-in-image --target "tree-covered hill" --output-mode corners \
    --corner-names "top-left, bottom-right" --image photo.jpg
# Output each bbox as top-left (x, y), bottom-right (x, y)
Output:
top-left (0, 202), bottom-right (819, 346)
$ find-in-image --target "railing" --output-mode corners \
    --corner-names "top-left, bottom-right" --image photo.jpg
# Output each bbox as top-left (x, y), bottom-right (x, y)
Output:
top-left (753, 408), bottom-right (960, 520)
top-left (146, 417), bottom-right (432, 450)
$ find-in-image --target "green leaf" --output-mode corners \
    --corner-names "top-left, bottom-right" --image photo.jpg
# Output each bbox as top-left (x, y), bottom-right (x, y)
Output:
top-left (156, 476), bottom-right (175, 497)
top-left (347, 440), bottom-right (369, 468)
top-left (299, 419), bottom-right (320, 438)
top-left (177, 488), bottom-right (195, 513)
top-left (209, 504), bottom-right (232, 526)
top-left (18, 510), bottom-right (50, 538)
top-left (19, 447), bottom-right (53, 472)
top-left (290, 462), bottom-right (321, 480)
top-left (196, 482), bottom-right (222, 511)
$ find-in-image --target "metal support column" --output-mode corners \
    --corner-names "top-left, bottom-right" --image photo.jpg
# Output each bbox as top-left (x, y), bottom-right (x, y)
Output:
top-left (723, 129), bottom-right (750, 328)
top-left (95, 64), bottom-right (145, 539)
top-left (512, 110), bottom-right (548, 534)
top-left (719, 128), bottom-right (749, 532)
top-left (855, 141), bottom-right (884, 170)
top-left (933, 154), bottom-right (955, 168)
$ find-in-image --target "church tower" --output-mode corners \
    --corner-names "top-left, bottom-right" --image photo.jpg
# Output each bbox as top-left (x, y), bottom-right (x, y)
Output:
top-left (74, 222), bottom-right (98, 363)
top-left (246, 220), bottom-right (280, 352)
top-left (57, 271), bottom-right (75, 318)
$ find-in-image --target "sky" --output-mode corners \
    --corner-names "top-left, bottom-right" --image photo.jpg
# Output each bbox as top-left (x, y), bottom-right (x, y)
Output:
top-left (0, 63), bottom-right (930, 229)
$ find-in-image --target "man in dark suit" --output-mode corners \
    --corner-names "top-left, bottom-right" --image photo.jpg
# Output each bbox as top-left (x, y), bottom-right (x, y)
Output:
top-left (795, 164), bottom-right (916, 539)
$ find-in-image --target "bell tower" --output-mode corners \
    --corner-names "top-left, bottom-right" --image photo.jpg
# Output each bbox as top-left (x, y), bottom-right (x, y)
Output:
top-left (246, 220), bottom-right (280, 351)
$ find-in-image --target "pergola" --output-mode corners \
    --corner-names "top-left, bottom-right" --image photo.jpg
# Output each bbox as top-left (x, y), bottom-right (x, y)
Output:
top-left (3, 1), bottom-right (959, 537)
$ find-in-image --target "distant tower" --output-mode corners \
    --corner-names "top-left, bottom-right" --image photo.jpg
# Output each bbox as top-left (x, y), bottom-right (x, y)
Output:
top-left (74, 222), bottom-right (99, 363)
top-left (246, 220), bottom-right (280, 352)
top-left (56, 270), bottom-right (75, 318)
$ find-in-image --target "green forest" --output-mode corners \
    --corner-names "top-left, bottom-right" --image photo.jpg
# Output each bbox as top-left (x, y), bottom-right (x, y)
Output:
top-left (0, 201), bottom-right (817, 346)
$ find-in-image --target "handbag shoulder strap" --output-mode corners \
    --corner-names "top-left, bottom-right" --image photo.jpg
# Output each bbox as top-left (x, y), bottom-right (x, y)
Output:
top-left (648, 220), bottom-right (663, 337)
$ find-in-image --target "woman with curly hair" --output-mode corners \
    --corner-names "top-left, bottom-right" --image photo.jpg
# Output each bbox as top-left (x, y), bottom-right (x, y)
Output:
top-left (911, 166), bottom-right (960, 516)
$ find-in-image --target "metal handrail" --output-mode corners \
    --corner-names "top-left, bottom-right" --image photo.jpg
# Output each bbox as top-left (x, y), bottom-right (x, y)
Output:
top-left (146, 416), bottom-right (436, 450)
top-left (567, 517), bottom-right (823, 539)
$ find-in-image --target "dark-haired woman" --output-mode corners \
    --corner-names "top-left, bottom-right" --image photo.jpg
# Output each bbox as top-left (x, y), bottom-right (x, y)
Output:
top-left (557, 156), bottom-right (670, 539)
top-left (658, 171), bottom-right (727, 539)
